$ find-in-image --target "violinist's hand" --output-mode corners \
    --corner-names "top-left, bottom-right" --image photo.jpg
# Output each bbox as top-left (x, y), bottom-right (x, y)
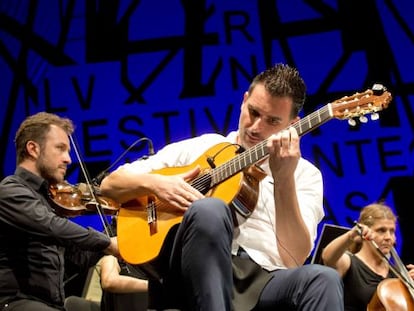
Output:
top-left (406, 264), bottom-right (414, 280)
top-left (151, 166), bottom-right (204, 212)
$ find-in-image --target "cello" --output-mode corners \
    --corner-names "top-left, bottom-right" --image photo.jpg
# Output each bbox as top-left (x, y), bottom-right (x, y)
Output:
top-left (367, 241), bottom-right (414, 310)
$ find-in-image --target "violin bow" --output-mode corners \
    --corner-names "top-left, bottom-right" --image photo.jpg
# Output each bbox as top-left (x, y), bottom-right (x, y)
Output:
top-left (69, 135), bottom-right (149, 278)
top-left (69, 134), bottom-right (114, 237)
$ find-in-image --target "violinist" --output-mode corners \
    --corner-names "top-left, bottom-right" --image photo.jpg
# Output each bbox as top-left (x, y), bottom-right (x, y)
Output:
top-left (0, 112), bottom-right (119, 311)
top-left (321, 202), bottom-right (414, 311)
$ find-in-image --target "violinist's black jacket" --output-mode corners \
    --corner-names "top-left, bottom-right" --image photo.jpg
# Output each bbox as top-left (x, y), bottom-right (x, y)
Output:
top-left (0, 167), bottom-right (110, 309)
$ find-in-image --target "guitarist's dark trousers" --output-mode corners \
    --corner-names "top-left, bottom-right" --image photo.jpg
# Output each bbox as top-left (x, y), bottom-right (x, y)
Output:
top-left (148, 197), bottom-right (234, 310)
top-left (147, 197), bottom-right (343, 311)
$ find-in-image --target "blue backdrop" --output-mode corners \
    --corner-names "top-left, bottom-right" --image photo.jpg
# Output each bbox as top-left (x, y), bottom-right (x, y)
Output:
top-left (1, 0), bottom-right (413, 262)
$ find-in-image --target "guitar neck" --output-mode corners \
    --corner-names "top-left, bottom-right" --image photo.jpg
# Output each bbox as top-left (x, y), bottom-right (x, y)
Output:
top-left (209, 104), bottom-right (334, 187)
top-left (117, 85), bottom-right (391, 266)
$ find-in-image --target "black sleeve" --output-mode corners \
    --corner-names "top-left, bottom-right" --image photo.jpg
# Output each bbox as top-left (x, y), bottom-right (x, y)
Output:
top-left (0, 181), bottom-right (111, 251)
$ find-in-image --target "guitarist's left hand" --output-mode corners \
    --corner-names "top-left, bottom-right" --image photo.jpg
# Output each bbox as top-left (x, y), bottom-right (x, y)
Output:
top-left (266, 127), bottom-right (301, 181)
top-left (266, 127), bottom-right (310, 266)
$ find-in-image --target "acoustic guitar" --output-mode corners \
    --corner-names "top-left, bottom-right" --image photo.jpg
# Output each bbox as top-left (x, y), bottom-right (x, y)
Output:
top-left (118, 84), bottom-right (392, 265)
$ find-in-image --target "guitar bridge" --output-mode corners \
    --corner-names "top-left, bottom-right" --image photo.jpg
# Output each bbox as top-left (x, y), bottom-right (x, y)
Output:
top-left (147, 197), bottom-right (157, 235)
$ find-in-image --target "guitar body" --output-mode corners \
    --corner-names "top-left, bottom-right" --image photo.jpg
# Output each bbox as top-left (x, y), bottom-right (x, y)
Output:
top-left (118, 142), bottom-right (252, 265)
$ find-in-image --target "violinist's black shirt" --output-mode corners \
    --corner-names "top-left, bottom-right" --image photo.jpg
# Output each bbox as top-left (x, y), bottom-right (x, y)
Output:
top-left (0, 167), bottom-right (110, 308)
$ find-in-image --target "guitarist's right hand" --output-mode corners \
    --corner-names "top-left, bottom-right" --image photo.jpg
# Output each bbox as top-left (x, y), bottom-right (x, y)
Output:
top-left (152, 166), bottom-right (204, 212)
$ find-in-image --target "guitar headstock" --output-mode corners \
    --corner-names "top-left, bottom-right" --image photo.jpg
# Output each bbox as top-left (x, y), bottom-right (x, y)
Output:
top-left (331, 84), bottom-right (392, 125)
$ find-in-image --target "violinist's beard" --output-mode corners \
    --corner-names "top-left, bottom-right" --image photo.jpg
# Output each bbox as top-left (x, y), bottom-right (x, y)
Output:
top-left (37, 158), bottom-right (63, 184)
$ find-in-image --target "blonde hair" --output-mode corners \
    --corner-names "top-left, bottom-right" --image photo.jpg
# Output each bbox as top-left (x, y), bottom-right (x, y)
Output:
top-left (349, 202), bottom-right (397, 253)
top-left (358, 202), bottom-right (397, 226)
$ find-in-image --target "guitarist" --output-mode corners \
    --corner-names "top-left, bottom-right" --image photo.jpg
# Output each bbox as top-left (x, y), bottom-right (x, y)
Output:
top-left (100, 63), bottom-right (344, 311)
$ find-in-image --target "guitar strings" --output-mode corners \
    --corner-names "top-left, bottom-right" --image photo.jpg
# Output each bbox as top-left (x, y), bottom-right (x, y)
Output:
top-left (145, 105), bottom-right (334, 219)
top-left (147, 91), bottom-right (385, 220)
top-left (146, 105), bottom-right (337, 220)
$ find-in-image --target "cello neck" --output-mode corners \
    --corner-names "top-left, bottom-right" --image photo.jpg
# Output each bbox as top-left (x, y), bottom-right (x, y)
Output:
top-left (371, 241), bottom-right (414, 297)
top-left (390, 247), bottom-right (414, 293)
top-left (355, 221), bottom-right (414, 294)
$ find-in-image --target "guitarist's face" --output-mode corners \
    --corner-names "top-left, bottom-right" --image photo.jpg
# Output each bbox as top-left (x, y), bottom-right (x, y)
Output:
top-left (238, 84), bottom-right (298, 148)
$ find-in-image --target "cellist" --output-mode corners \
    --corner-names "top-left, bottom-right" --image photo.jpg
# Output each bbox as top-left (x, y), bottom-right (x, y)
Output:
top-left (321, 202), bottom-right (414, 311)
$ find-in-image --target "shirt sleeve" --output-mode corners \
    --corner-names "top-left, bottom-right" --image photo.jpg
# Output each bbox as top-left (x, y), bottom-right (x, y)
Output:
top-left (294, 158), bottom-right (325, 248)
top-left (0, 181), bottom-right (110, 251)
top-left (120, 133), bottom-right (231, 173)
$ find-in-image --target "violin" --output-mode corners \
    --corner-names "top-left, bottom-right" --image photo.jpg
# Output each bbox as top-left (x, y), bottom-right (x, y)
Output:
top-left (49, 181), bottom-right (120, 217)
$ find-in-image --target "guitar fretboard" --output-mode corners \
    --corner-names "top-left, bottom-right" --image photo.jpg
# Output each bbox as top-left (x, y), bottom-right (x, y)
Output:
top-left (209, 104), bottom-right (334, 186)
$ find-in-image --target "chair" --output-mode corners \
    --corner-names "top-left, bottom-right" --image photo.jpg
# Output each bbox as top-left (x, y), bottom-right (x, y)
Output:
top-left (82, 265), bottom-right (103, 303)
top-left (82, 260), bottom-right (149, 311)
top-left (64, 265), bottom-right (102, 311)
top-left (311, 223), bottom-right (350, 264)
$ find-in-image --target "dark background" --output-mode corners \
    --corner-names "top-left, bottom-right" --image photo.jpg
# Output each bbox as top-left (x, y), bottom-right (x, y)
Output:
top-left (1, 0), bottom-right (413, 273)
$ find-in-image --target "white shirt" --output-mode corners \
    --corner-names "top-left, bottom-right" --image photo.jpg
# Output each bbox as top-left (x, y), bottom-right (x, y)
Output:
top-left (119, 132), bottom-right (324, 271)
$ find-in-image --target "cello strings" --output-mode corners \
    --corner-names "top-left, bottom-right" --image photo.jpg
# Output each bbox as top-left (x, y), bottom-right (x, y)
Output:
top-left (390, 247), bottom-right (414, 291)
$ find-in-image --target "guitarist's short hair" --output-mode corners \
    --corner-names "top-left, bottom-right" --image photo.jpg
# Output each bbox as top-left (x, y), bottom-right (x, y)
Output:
top-left (248, 63), bottom-right (306, 118)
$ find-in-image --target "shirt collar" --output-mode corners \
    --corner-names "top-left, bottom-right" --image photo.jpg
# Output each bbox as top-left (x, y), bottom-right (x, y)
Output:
top-left (15, 166), bottom-right (49, 195)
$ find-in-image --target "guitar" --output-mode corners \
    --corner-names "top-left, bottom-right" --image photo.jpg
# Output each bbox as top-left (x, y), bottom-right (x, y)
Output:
top-left (117, 84), bottom-right (392, 265)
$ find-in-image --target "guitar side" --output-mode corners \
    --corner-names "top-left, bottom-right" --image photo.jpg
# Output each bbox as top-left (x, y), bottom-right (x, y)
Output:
top-left (117, 142), bottom-right (244, 264)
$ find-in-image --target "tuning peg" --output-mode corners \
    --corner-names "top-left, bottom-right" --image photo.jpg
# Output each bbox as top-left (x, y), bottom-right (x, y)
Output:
top-left (372, 83), bottom-right (386, 95)
top-left (371, 113), bottom-right (379, 121)
top-left (359, 115), bottom-right (368, 123)
top-left (348, 118), bottom-right (357, 126)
